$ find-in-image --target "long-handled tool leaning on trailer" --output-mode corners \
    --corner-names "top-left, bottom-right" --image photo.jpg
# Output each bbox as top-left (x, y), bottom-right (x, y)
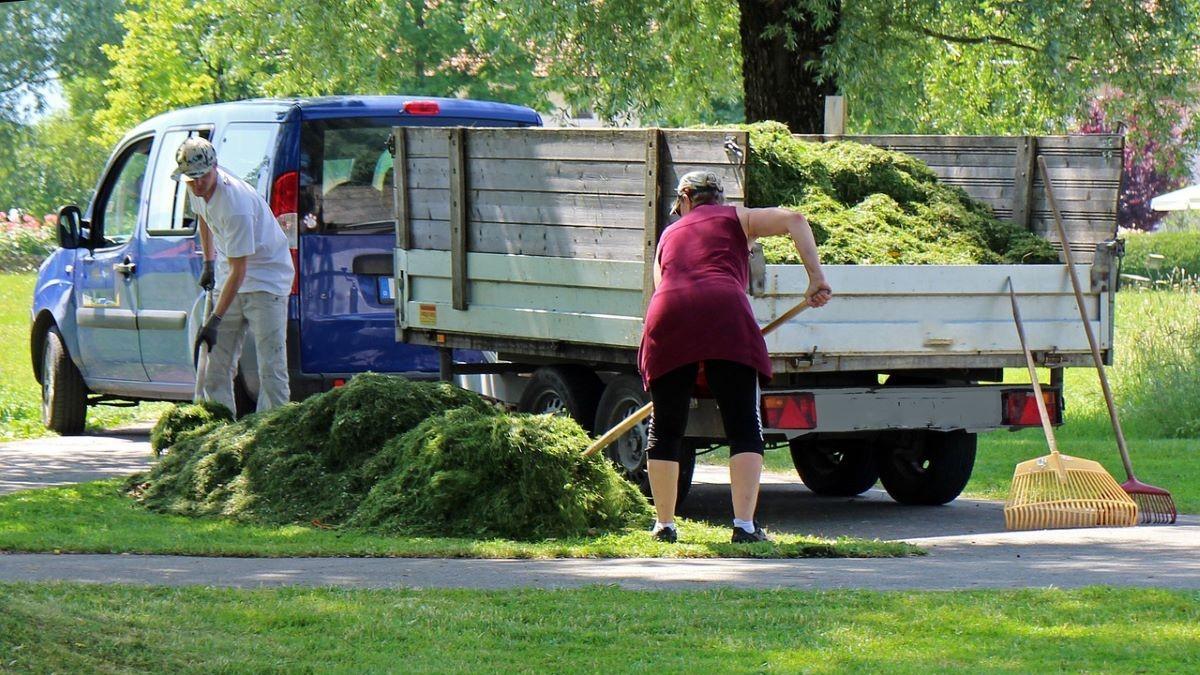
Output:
top-left (1038, 157), bottom-right (1177, 524)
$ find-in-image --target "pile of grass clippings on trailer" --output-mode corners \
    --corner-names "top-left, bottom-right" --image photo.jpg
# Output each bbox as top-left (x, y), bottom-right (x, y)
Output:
top-left (742, 121), bottom-right (1057, 265)
top-left (128, 373), bottom-right (651, 539)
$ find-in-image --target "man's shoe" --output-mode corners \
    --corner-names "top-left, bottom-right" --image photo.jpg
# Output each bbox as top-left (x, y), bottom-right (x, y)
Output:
top-left (731, 524), bottom-right (771, 543)
top-left (652, 527), bottom-right (678, 543)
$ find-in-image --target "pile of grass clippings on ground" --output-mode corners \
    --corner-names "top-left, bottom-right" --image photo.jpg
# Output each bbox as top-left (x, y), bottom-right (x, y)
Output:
top-left (149, 401), bottom-right (233, 456)
top-left (742, 122), bottom-right (1057, 265)
top-left (129, 373), bottom-right (651, 539)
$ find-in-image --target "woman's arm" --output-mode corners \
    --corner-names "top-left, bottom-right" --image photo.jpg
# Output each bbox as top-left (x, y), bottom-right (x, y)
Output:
top-left (737, 206), bottom-right (832, 307)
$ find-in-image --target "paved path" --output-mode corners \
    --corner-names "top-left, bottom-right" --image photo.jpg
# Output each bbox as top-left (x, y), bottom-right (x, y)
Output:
top-left (2, 429), bottom-right (1197, 590)
top-left (0, 423), bottom-right (155, 495)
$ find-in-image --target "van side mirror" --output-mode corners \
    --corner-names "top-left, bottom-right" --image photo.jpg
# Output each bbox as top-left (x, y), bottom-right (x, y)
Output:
top-left (56, 205), bottom-right (82, 249)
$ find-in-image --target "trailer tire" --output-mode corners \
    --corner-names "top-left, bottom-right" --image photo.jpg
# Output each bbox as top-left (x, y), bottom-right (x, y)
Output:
top-left (594, 374), bottom-right (694, 506)
top-left (875, 430), bottom-right (976, 505)
top-left (789, 436), bottom-right (878, 496)
top-left (41, 326), bottom-right (87, 435)
top-left (518, 366), bottom-right (604, 433)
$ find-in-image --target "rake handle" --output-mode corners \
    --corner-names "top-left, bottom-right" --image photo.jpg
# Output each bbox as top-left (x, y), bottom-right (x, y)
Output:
top-left (1037, 157), bottom-right (1136, 481)
top-left (581, 298), bottom-right (811, 458)
top-left (1007, 279), bottom-right (1061, 459)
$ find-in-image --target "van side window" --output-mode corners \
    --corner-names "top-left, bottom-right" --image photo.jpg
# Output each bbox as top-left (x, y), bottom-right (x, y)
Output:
top-left (219, 122), bottom-right (279, 197)
top-left (300, 118), bottom-right (395, 233)
top-left (146, 130), bottom-right (193, 234)
top-left (94, 137), bottom-right (152, 248)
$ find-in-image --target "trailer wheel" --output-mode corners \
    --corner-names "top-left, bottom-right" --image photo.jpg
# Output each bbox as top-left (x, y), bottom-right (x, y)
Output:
top-left (41, 326), bottom-right (87, 435)
top-left (875, 430), bottom-right (976, 505)
top-left (518, 366), bottom-right (603, 433)
top-left (594, 374), bottom-right (694, 506)
top-left (789, 436), bottom-right (878, 496)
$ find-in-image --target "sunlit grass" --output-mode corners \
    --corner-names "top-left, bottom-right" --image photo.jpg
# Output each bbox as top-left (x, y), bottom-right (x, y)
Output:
top-left (1, 584), bottom-right (1197, 672)
top-left (0, 480), bottom-right (917, 559)
top-left (0, 273), bottom-right (167, 440)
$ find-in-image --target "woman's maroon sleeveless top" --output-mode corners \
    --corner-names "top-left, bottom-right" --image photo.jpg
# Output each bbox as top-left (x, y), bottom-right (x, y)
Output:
top-left (638, 204), bottom-right (771, 389)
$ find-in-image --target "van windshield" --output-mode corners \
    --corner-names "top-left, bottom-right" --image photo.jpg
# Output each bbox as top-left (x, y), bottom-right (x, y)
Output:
top-left (300, 117), bottom-right (397, 233)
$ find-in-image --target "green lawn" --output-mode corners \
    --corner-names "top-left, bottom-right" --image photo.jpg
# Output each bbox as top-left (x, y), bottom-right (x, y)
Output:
top-left (0, 480), bottom-right (916, 559)
top-left (2, 583), bottom-right (1197, 672)
top-left (0, 273), bottom-right (165, 440)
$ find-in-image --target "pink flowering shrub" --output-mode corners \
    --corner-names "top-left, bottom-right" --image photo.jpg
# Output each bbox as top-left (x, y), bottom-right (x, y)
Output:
top-left (0, 210), bottom-right (58, 272)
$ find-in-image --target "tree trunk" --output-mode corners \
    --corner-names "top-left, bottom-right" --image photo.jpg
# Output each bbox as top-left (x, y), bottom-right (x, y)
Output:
top-left (739, 0), bottom-right (840, 133)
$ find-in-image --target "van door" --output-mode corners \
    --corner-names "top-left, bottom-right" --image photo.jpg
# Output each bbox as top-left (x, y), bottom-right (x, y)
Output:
top-left (74, 136), bottom-right (153, 382)
top-left (135, 128), bottom-right (209, 384)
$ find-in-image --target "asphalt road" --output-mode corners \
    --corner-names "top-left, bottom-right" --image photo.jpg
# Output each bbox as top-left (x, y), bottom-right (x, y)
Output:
top-left (2, 427), bottom-right (1197, 590)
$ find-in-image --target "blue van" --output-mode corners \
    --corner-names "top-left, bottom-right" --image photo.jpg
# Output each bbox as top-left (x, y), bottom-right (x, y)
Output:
top-left (32, 96), bottom-right (541, 433)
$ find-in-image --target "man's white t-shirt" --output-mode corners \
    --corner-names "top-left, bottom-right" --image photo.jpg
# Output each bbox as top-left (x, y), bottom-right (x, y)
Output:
top-left (190, 167), bottom-right (294, 297)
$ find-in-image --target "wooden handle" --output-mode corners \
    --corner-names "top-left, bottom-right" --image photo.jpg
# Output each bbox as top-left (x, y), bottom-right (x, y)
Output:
top-left (582, 298), bottom-right (812, 458)
top-left (1007, 279), bottom-right (1061, 458)
top-left (1037, 157), bottom-right (1135, 480)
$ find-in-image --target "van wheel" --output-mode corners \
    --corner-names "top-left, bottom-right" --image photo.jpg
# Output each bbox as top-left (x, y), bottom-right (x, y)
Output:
top-left (518, 366), bottom-right (603, 433)
top-left (593, 374), bottom-right (695, 506)
top-left (875, 430), bottom-right (976, 505)
top-left (41, 326), bottom-right (87, 435)
top-left (789, 435), bottom-right (878, 496)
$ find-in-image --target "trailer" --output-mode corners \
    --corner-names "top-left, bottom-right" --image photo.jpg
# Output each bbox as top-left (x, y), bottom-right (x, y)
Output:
top-left (387, 127), bottom-right (1123, 506)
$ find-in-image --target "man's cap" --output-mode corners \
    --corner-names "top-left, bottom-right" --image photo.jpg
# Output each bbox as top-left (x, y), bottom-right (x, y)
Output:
top-left (671, 170), bottom-right (724, 215)
top-left (171, 137), bottom-right (217, 182)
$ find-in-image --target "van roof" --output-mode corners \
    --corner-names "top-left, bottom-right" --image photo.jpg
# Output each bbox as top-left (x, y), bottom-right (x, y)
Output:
top-left (123, 95), bottom-right (543, 140)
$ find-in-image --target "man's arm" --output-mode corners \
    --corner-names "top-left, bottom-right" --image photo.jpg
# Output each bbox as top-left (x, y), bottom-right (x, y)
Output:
top-left (737, 206), bottom-right (832, 307)
top-left (198, 216), bottom-right (214, 261)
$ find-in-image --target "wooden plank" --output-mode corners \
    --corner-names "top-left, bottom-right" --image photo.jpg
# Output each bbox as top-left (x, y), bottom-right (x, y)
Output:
top-left (393, 127), bottom-right (410, 249)
top-left (444, 128), bottom-right (646, 162)
top-left (643, 129), bottom-right (662, 311)
top-left (449, 127), bottom-right (467, 310)
top-left (405, 249), bottom-right (645, 291)
top-left (404, 130), bottom-right (450, 158)
top-left (1011, 136), bottom-right (1036, 230)
top-left (661, 130), bottom-right (752, 165)
top-left (661, 163), bottom-right (746, 201)
top-left (410, 219), bottom-right (646, 260)
top-left (471, 222), bottom-right (645, 260)
top-left (824, 96), bottom-right (846, 135)
top-left (408, 188), bottom-right (647, 228)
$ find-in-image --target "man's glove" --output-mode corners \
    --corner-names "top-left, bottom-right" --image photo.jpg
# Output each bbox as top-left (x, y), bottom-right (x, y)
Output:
top-left (195, 314), bottom-right (222, 354)
top-left (198, 260), bottom-right (215, 290)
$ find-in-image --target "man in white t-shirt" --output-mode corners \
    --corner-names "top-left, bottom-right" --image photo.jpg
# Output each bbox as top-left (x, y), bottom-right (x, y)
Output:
top-left (172, 136), bottom-right (294, 413)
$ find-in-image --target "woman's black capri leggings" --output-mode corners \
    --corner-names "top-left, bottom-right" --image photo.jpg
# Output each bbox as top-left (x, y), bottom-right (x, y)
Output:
top-left (645, 359), bottom-right (764, 462)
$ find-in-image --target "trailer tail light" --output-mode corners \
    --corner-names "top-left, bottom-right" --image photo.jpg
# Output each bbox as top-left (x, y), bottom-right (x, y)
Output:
top-left (403, 100), bottom-right (441, 116)
top-left (270, 170), bottom-right (300, 295)
top-left (761, 393), bottom-right (816, 430)
top-left (332, 378), bottom-right (347, 388)
top-left (1002, 389), bottom-right (1062, 427)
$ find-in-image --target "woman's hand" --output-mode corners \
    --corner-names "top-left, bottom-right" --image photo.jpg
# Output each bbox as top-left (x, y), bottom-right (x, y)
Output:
top-left (805, 275), bottom-right (832, 308)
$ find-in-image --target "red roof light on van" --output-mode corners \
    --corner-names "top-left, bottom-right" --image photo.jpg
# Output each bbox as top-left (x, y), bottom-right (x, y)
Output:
top-left (402, 101), bottom-right (441, 116)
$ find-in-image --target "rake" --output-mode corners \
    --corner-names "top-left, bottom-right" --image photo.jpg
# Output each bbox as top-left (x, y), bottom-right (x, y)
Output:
top-left (1003, 278), bottom-right (1138, 531)
top-left (1039, 157), bottom-right (1177, 524)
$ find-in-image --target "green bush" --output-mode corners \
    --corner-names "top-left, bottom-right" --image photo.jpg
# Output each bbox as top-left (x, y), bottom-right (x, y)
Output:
top-left (0, 215), bottom-right (57, 273)
top-left (742, 122), bottom-right (1057, 265)
top-left (1119, 231), bottom-right (1200, 282)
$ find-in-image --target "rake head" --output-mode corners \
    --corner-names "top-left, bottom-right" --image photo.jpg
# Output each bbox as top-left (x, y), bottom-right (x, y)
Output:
top-left (1122, 478), bottom-right (1177, 525)
top-left (1005, 452), bottom-right (1138, 531)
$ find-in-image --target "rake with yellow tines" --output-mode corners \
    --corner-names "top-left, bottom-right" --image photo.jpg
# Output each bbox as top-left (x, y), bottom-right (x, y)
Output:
top-left (1038, 156), bottom-right (1177, 524)
top-left (1003, 278), bottom-right (1138, 531)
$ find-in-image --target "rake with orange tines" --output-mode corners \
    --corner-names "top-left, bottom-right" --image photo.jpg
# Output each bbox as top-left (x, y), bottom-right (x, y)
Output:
top-left (1003, 279), bottom-right (1138, 531)
top-left (1039, 157), bottom-right (1177, 524)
